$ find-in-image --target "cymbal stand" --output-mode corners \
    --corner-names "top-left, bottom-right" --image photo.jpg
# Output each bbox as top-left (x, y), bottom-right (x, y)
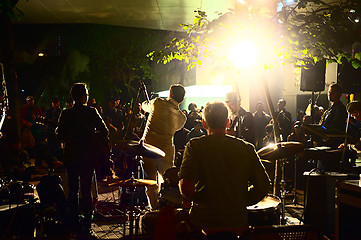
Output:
top-left (292, 155), bottom-right (299, 205)
top-left (119, 154), bottom-right (144, 237)
top-left (119, 182), bottom-right (142, 237)
top-left (280, 157), bottom-right (287, 225)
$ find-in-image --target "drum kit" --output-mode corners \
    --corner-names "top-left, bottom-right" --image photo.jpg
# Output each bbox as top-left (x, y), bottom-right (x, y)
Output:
top-left (0, 179), bottom-right (35, 205)
top-left (104, 139), bottom-right (164, 237)
top-left (105, 137), bottom-right (349, 231)
top-left (256, 141), bottom-right (305, 225)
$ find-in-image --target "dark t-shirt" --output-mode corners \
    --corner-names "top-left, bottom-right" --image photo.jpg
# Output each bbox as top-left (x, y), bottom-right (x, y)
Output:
top-left (179, 135), bottom-right (270, 229)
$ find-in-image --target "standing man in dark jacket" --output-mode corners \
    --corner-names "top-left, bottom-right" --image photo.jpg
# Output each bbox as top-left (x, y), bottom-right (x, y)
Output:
top-left (225, 92), bottom-right (256, 145)
top-left (319, 83), bottom-right (348, 147)
top-left (319, 83), bottom-right (347, 132)
top-left (45, 97), bottom-right (62, 167)
top-left (253, 101), bottom-right (271, 150)
top-left (275, 98), bottom-right (292, 142)
top-left (56, 83), bottom-right (109, 237)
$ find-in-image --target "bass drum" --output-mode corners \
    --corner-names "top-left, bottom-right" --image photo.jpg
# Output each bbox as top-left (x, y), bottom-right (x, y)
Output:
top-left (247, 194), bottom-right (281, 226)
top-left (158, 167), bottom-right (183, 208)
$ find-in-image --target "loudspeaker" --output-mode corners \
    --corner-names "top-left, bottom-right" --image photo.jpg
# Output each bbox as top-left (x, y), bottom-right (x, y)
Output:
top-left (337, 62), bottom-right (361, 93)
top-left (300, 60), bottom-right (326, 92)
top-left (303, 172), bottom-right (348, 236)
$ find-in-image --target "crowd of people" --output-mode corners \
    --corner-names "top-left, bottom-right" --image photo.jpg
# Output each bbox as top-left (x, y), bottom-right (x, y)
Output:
top-left (0, 81), bottom-right (357, 239)
top-left (2, 83), bottom-right (345, 175)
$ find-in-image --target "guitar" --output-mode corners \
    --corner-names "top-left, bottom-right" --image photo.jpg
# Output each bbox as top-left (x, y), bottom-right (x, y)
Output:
top-left (0, 107), bottom-right (6, 133)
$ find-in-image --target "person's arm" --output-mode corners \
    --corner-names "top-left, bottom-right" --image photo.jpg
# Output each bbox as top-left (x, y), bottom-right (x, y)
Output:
top-left (179, 178), bottom-right (195, 208)
top-left (20, 106), bottom-right (32, 128)
top-left (141, 98), bottom-right (156, 113)
top-left (178, 140), bottom-right (199, 208)
top-left (247, 144), bottom-right (271, 206)
top-left (55, 110), bottom-right (67, 141)
top-left (36, 106), bottom-right (45, 117)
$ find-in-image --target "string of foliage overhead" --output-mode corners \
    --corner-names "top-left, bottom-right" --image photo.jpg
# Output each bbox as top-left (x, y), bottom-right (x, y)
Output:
top-left (148, 0), bottom-right (361, 70)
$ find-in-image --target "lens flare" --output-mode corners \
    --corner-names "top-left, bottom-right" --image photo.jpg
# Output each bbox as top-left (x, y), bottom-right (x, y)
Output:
top-left (230, 41), bottom-right (259, 69)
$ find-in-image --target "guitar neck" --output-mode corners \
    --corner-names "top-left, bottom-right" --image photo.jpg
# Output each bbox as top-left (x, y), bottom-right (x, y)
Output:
top-left (0, 108), bottom-right (6, 132)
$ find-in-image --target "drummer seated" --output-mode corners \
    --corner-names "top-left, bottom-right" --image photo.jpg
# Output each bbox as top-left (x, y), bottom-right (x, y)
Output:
top-left (178, 100), bottom-right (270, 237)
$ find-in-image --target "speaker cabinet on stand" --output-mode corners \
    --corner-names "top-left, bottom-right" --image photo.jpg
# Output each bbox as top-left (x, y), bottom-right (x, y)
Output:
top-left (300, 59), bottom-right (326, 121)
top-left (300, 60), bottom-right (326, 93)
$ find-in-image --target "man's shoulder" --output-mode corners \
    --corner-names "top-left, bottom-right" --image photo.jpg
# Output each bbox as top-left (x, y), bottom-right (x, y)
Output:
top-left (154, 97), bottom-right (166, 103)
top-left (190, 134), bottom-right (248, 145)
top-left (153, 97), bottom-right (171, 107)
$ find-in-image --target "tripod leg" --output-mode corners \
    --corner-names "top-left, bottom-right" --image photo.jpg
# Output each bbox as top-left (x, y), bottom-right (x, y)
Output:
top-left (292, 157), bottom-right (298, 205)
top-left (280, 159), bottom-right (286, 224)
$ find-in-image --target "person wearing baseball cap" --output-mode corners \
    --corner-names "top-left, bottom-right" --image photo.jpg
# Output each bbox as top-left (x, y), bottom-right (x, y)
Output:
top-left (347, 101), bottom-right (361, 121)
top-left (225, 92), bottom-right (256, 145)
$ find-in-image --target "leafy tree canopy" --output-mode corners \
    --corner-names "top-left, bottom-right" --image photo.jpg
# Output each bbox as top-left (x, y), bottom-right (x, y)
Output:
top-left (148, 0), bottom-right (361, 70)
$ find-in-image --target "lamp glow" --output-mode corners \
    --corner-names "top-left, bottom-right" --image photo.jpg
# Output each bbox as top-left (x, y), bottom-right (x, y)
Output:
top-left (230, 41), bottom-right (259, 69)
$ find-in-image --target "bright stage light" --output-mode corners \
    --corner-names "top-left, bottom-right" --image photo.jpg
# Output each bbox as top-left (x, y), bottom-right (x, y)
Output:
top-left (236, 0), bottom-right (246, 4)
top-left (230, 41), bottom-right (259, 69)
top-left (157, 85), bottom-right (232, 98)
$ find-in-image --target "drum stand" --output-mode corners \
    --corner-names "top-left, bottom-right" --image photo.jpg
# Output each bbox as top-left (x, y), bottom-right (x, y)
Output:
top-left (118, 154), bottom-right (146, 237)
top-left (279, 158), bottom-right (287, 225)
top-left (120, 184), bottom-right (142, 237)
top-left (292, 156), bottom-right (299, 205)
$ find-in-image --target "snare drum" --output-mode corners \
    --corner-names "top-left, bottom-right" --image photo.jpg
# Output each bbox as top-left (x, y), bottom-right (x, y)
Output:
top-left (158, 167), bottom-right (183, 208)
top-left (247, 194), bottom-right (281, 226)
top-left (163, 167), bottom-right (180, 187)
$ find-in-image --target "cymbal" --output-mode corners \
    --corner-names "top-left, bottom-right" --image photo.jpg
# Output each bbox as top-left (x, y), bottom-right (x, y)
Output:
top-left (261, 159), bottom-right (272, 164)
top-left (303, 124), bottom-right (345, 139)
top-left (257, 142), bottom-right (305, 161)
top-left (304, 146), bottom-right (356, 160)
top-left (108, 178), bottom-right (157, 187)
top-left (115, 140), bottom-right (165, 158)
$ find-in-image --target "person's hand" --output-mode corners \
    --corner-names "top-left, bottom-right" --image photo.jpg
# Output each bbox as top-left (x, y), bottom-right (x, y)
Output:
top-left (338, 143), bottom-right (345, 149)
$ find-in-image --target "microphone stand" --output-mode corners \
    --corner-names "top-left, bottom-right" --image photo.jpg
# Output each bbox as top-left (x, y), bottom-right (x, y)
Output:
top-left (123, 80), bottom-right (150, 140)
top-left (120, 81), bottom-right (150, 237)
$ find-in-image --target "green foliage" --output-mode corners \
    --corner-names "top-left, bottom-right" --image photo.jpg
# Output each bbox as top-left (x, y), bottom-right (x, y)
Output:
top-left (149, 0), bottom-right (361, 70)
top-left (147, 10), bottom-right (210, 69)
top-left (279, 0), bottom-right (361, 67)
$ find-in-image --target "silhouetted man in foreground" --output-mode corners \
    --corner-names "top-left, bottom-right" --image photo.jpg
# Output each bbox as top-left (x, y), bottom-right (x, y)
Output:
top-left (57, 83), bottom-right (109, 238)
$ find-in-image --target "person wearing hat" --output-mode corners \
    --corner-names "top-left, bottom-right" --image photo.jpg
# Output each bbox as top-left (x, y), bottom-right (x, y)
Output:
top-left (20, 95), bottom-right (45, 166)
top-left (347, 101), bottom-right (361, 121)
top-left (225, 92), bottom-right (256, 145)
top-left (287, 121), bottom-right (311, 147)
